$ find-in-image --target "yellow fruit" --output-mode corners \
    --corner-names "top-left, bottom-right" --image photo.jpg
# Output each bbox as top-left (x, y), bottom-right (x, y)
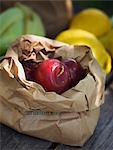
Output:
top-left (56, 29), bottom-right (111, 74)
top-left (70, 8), bottom-right (112, 37)
top-left (100, 29), bottom-right (113, 58)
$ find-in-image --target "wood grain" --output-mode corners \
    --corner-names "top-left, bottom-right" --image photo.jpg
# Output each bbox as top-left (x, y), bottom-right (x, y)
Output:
top-left (0, 124), bottom-right (52, 150)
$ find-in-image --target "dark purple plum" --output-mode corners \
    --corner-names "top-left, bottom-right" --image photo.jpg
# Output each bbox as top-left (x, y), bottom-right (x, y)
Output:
top-left (34, 59), bottom-right (71, 94)
top-left (63, 58), bottom-right (85, 86)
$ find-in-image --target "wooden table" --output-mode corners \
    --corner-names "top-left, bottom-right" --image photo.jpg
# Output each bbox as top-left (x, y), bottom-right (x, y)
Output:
top-left (1, 83), bottom-right (113, 150)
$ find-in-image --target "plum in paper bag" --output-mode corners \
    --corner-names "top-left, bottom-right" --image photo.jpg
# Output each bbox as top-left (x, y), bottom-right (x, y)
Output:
top-left (0, 35), bottom-right (105, 147)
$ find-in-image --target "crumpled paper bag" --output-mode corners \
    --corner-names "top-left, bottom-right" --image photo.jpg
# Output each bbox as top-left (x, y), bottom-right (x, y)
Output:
top-left (0, 35), bottom-right (105, 146)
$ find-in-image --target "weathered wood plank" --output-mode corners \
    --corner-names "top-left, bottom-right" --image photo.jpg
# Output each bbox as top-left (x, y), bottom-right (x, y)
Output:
top-left (0, 124), bottom-right (52, 150)
top-left (56, 86), bottom-right (113, 150)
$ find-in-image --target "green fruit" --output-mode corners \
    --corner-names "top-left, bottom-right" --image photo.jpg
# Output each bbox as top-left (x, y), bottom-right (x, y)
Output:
top-left (0, 19), bottom-right (24, 56)
top-left (0, 7), bottom-right (24, 56)
top-left (0, 4), bottom-right (45, 56)
top-left (25, 12), bottom-right (45, 36)
top-left (16, 3), bottom-right (45, 36)
top-left (0, 7), bottom-right (24, 36)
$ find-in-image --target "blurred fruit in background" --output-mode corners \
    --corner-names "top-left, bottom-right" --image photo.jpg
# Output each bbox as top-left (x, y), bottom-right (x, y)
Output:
top-left (70, 8), bottom-right (112, 37)
top-left (0, 0), bottom-right (73, 39)
top-left (72, 1), bottom-right (113, 17)
top-left (0, 3), bottom-right (45, 56)
top-left (0, 1), bottom-right (113, 75)
top-left (0, 7), bottom-right (24, 56)
top-left (17, 3), bottom-right (45, 36)
top-left (56, 6), bottom-right (113, 74)
top-left (100, 28), bottom-right (113, 59)
top-left (56, 29), bottom-right (112, 74)
top-left (111, 16), bottom-right (113, 25)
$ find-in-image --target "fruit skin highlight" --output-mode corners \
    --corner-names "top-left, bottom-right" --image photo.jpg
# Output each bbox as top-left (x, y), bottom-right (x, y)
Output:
top-left (56, 29), bottom-right (112, 74)
top-left (70, 8), bottom-right (112, 37)
top-left (34, 59), bottom-right (71, 94)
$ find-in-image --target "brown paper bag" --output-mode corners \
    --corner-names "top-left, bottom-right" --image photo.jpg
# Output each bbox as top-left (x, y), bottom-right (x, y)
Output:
top-left (0, 35), bottom-right (105, 146)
